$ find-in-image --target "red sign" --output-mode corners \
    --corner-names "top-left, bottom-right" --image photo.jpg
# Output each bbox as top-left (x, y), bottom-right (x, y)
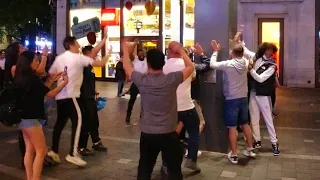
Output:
top-left (101, 8), bottom-right (119, 26)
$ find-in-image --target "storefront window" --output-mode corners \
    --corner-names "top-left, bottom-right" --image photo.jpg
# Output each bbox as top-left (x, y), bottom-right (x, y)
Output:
top-left (70, 0), bottom-right (102, 77)
top-left (103, 0), bottom-right (121, 78)
top-left (183, 0), bottom-right (194, 47)
top-left (123, 0), bottom-right (160, 36)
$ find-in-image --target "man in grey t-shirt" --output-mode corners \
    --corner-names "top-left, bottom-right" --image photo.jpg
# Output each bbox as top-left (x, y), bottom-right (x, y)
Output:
top-left (122, 40), bottom-right (195, 180)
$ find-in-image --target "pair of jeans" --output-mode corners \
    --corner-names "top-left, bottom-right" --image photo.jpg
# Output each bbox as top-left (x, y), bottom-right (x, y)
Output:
top-left (78, 98), bottom-right (101, 148)
top-left (126, 83), bottom-right (139, 122)
top-left (117, 80), bottom-right (124, 96)
top-left (178, 108), bottom-right (200, 162)
top-left (138, 132), bottom-right (183, 180)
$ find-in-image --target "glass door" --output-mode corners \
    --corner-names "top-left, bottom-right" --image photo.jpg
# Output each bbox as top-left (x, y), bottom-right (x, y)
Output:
top-left (258, 18), bottom-right (284, 84)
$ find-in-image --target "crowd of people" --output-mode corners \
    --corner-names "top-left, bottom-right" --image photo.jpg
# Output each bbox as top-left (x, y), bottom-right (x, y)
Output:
top-left (0, 30), bottom-right (280, 180)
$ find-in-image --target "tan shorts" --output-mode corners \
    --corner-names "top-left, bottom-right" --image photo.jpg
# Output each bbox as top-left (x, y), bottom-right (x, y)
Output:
top-left (194, 100), bottom-right (205, 126)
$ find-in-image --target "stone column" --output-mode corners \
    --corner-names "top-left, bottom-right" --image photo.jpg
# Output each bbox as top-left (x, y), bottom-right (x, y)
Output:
top-left (195, 0), bottom-right (237, 153)
top-left (56, 0), bottom-right (67, 55)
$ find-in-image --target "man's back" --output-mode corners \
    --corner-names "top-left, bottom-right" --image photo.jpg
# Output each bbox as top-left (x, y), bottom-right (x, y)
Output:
top-left (131, 71), bottom-right (183, 134)
top-left (163, 58), bottom-right (195, 111)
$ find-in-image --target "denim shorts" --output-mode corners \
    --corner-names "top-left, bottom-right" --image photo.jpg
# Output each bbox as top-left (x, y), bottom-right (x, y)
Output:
top-left (224, 97), bottom-right (249, 128)
top-left (18, 119), bottom-right (44, 129)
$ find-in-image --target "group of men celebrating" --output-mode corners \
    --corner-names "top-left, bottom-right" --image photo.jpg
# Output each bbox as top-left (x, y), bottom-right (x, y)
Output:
top-left (120, 32), bottom-right (279, 179)
top-left (40, 28), bottom-right (279, 179)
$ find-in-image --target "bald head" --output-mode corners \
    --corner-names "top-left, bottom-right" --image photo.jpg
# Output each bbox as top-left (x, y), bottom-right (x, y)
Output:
top-left (168, 41), bottom-right (182, 58)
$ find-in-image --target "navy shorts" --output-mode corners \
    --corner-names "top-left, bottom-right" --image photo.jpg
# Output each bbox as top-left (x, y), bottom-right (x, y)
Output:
top-left (223, 97), bottom-right (249, 128)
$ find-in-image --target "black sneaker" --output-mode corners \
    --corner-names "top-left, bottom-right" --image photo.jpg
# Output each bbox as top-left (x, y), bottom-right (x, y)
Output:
top-left (92, 142), bottom-right (108, 152)
top-left (253, 141), bottom-right (262, 149)
top-left (272, 144), bottom-right (280, 156)
top-left (78, 148), bottom-right (93, 156)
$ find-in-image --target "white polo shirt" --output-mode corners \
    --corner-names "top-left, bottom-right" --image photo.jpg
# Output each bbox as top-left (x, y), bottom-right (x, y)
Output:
top-left (163, 58), bottom-right (196, 111)
top-left (0, 59), bottom-right (5, 70)
top-left (132, 57), bottom-right (148, 73)
top-left (49, 51), bottom-right (93, 100)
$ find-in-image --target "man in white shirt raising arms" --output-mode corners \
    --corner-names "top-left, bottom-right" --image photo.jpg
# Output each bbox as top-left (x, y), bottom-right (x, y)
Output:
top-left (47, 33), bottom-right (109, 167)
top-left (163, 42), bottom-right (201, 172)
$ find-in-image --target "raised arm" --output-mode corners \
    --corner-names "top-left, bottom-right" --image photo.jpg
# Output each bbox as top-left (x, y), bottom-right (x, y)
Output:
top-left (91, 47), bottom-right (112, 67)
top-left (178, 44), bottom-right (195, 81)
top-left (88, 28), bottom-right (108, 58)
top-left (209, 40), bottom-right (229, 70)
top-left (122, 39), bottom-right (134, 79)
top-left (36, 46), bottom-right (49, 76)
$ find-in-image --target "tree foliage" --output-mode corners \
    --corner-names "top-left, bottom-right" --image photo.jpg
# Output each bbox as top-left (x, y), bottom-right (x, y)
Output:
top-left (0, 0), bottom-right (52, 45)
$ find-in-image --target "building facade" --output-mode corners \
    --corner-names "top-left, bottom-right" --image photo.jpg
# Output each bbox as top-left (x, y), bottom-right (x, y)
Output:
top-left (56, 0), bottom-right (320, 87)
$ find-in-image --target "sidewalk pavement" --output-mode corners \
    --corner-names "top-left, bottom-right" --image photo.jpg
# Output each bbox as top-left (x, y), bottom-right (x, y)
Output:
top-left (0, 82), bottom-right (320, 180)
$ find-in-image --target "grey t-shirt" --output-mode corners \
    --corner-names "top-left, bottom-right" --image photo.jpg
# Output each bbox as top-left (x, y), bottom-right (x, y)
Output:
top-left (131, 71), bottom-right (183, 134)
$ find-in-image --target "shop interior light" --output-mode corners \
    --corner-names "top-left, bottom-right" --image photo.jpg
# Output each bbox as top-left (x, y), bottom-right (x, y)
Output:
top-left (135, 20), bottom-right (143, 33)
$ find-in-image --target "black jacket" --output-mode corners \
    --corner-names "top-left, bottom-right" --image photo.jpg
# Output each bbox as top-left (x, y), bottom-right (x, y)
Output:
top-left (191, 54), bottom-right (211, 100)
top-left (248, 59), bottom-right (277, 96)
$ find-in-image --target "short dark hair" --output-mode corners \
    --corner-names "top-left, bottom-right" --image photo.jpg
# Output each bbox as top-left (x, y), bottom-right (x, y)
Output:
top-left (137, 49), bottom-right (144, 53)
top-left (232, 44), bottom-right (244, 57)
top-left (82, 45), bottom-right (94, 55)
top-left (63, 36), bottom-right (77, 50)
top-left (146, 49), bottom-right (165, 70)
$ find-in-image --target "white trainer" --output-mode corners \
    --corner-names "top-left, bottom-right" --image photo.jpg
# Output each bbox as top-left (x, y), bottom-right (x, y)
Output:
top-left (65, 154), bottom-right (87, 167)
top-left (47, 150), bottom-right (61, 163)
top-left (243, 149), bottom-right (257, 158)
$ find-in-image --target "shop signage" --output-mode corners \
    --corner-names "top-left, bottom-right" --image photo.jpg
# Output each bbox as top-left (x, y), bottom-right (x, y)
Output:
top-left (71, 17), bottom-right (100, 39)
top-left (101, 8), bottom-right (120, 26)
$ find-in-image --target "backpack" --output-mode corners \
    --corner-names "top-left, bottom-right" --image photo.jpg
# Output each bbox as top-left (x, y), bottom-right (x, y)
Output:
top-left (0, 87), bottom-right (23, 126)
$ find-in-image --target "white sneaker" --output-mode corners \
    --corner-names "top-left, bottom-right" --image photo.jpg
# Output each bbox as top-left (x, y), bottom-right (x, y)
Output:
top-left (227, 151), bottom-right (238, 164)
top-left (184, 150), bottom-right (202, 158)
top-left (243, 149), bottom-right (256, 158)
top-left (65, 154), bottom-right (87, 167)
top-left (47, 150), bottom-right (61, 163)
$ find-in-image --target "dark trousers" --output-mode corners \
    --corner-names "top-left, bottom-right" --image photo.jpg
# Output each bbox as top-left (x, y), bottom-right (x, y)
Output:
top-left (51, 98), bottom-right (82, 156)
top-left (126, 83), bottom-right (139, 122)
top-left (117, 80), bottom-right (124, 96)
top-left (78, 98), bottom-right (101, 149)
top-left (138, 132), bottom-right (183, 180)
top-left (178, 108), bottom-right (200, 161)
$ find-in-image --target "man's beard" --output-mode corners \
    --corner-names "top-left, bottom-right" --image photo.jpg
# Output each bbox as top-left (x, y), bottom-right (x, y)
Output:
top-left (138, 57), bottom-right (144, 61)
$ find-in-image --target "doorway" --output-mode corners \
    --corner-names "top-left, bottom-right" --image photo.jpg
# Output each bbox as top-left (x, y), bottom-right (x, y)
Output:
top-left (258, 18), bottom-right (284, 85)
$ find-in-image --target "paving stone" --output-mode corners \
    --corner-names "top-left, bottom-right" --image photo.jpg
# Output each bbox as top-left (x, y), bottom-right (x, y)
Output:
top-left (266, 170), bottom-right (282, 179)
top-left (281, 178), bottom-right (297, 180)
top-left (303, 139), bottom-right (314, 143)
top-left (309, 162), bottom-right (320, 170)
top-left (220, 171), bottom-right (237, 178)
top-left (296, 165), bottom-right (310, 173)
top-left (117, 158), bottom-right (132, 164)
top-left (296, 173), bottom-right (311, 180)
top-left (282, 161), bottom-right (296, 169)
top-left (269, 164), bottom-right (282, 171)
top-left (281, 169), bottom-right (296, 178)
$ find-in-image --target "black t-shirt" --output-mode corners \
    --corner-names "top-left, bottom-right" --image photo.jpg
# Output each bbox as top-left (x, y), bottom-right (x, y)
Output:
top-left (80, 65), bottom-right (96, 99)
top-left (19, 75), bottom-right (50, 119)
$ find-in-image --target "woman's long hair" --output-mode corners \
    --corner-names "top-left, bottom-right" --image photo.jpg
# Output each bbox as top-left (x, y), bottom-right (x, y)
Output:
top-left (14, 51), bottom-right (36, 88)
top-left (4, 42), bottom-right (22, 83)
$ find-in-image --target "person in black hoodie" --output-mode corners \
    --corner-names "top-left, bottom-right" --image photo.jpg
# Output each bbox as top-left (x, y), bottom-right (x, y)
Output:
top-left (115, 55), bottom-right (126, 97)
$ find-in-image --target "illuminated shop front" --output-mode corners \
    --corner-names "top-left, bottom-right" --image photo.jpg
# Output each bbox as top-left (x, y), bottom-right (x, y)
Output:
top-left (67, 0), bottom-right (195, 80)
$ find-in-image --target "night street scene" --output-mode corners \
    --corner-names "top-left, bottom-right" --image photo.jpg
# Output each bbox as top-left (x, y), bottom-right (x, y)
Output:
top-left (1, 0), bottom-right (320, 180)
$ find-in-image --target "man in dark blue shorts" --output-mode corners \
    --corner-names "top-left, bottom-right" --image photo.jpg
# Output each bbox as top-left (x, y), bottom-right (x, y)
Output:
top-left (209, 41), bottom-right (256, 164)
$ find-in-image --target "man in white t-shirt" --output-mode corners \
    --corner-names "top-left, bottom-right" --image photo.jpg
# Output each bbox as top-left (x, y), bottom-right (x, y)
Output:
top-left (125, 49), bottom-right (147, 126)
top-left (163, 42), bottom-right (201, 172)
top-left (47, 36), bottom-right (108, 167)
